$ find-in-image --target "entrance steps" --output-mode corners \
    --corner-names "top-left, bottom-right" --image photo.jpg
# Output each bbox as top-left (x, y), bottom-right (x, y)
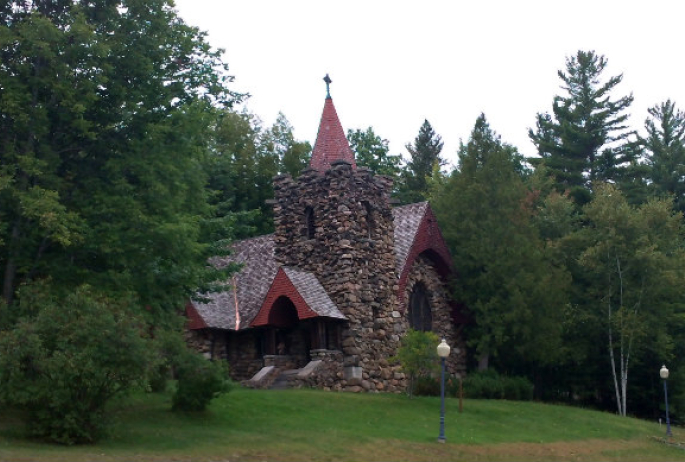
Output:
top-left (246, 360), bottom-right (324, 389)
top-left (270, 369), bottom-right (300, 390)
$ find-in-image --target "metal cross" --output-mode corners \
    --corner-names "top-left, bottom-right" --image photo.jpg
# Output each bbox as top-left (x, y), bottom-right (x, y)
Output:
top-left (323, 74), bottom-right (332, 98)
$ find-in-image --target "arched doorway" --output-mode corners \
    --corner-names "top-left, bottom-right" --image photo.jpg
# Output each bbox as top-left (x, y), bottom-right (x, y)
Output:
top-left (264, 296), bottom-right (311, 366)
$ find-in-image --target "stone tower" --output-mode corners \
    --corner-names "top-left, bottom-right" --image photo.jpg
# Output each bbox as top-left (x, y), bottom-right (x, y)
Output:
top-left (272, 76), bottom-right (403, 390)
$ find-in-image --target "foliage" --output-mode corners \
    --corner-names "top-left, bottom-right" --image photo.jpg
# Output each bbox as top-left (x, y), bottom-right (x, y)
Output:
top-left (397, 119), bottom-right (445, 204)
top-left (205, 110), bottom-right (310, 237)
top-left (172, 352), bottom-right (232, 412)
top-left (529, 50), bottom-right (634, 205)
top-left (640, 100), bottom-right (685, 212)
top-left (432, 114), bottom-right (569, 369)
top-left (572, 184), bottom-right (685, 416)
top-left (460, 370), bottom-right (534, 401)
top-left (412, 376), bottom-right (441, 396)
top-left (347, 127), bottom-right (401, 179)
top-left (394, 329), bottom-right (440, 398)
top-left (0, 284), bottom-right (149, 444)
top-left (263, 112), bottom-right (312, 178)
top-left (0, 0), bottom-right (239, 318)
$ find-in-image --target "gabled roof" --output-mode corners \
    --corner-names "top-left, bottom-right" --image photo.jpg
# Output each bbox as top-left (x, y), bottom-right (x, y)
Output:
top-left (310, 96), bottom-right (357, 172)
top-left (251, 267), bottom-right (345, 327)
top-left (188, 202), bottom-right (452, 331)
top-left (393, 202), bottom-right (429, 275)
top-left (395, 202), bottom-right (453, 303)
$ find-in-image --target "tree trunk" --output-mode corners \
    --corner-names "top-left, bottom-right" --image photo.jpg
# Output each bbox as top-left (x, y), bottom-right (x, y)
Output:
top-left (478, 353), bottom-right (489, 371)
top-left (2, 219), bottom-right (21, 306)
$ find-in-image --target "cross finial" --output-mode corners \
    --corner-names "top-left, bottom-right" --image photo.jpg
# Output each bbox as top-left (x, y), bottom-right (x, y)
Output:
top-left (323, 74), bottom-right (332, 99)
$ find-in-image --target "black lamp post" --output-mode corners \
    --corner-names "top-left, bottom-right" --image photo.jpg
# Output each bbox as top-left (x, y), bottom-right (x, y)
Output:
top-left (660, 365), bottom-right (672, 438)
top-left (437, 338), bottom-right (451, 443)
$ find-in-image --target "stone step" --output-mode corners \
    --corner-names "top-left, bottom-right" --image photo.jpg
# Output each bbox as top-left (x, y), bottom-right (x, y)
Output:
top-left (269, 368), bottom-right (302, 390)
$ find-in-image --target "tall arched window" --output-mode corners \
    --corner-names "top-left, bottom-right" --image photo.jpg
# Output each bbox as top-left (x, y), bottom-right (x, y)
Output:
top-left (408, 282), bottom-right (432, 331)
top-left (304, 206), bottom-right (315, 239)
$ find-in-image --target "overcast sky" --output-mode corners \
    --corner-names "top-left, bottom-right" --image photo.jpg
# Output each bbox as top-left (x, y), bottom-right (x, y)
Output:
top-left (172, 0), bottom-right (685, 167)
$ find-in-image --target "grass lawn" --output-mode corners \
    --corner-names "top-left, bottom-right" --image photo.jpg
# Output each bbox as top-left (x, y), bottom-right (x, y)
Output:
top-left (1, 387), bottom-right (684, 461)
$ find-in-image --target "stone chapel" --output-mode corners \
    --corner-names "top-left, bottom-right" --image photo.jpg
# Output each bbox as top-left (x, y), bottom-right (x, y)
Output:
top-left (186, 77), bottom-right (466, 392)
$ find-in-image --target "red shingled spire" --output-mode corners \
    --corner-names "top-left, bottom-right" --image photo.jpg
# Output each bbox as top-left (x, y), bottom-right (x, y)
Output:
top-left (309, 75), bottom-right (357, 171)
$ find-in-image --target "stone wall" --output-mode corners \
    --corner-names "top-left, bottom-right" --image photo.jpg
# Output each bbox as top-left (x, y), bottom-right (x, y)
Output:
top-left (272, 161), bottom-right (404, 391)
top-left (402, 254), bottom-right (466, 377)
top-left (184, 328), bottom-right (264, 381)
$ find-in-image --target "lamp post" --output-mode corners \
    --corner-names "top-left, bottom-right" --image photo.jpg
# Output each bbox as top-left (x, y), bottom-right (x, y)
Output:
top-left (660, 365), bottom-right (672, 438)
top-left (437, 338), bottom-right (451, 443)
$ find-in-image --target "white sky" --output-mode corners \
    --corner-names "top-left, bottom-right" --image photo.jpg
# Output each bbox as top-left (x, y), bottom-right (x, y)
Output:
top-left (173, 0), bottom-right (685, 168)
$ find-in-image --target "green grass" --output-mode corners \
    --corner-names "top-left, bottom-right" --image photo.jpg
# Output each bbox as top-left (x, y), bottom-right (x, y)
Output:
top-left (1, 387), bottom-right (684, 461)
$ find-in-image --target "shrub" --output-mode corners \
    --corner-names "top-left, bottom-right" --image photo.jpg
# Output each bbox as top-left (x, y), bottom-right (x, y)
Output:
top-left (394, 329), bottom-right (440, 398)
top-left (0, 284), bottom-right (150, 444)
top-left (414, 376), bottom-right (441, 396)
top-left (148, 327), bottom-right (187, 393)
top-left (172, 351), bottom-right (232, 412)
top-left (461, 370), bottom-right (533, 401)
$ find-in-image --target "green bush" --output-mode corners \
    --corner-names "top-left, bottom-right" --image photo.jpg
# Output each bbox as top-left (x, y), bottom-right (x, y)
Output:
top-left (148, 328), bottom-right (187, 394)
top-left (461, 370), bottom-right (533, 401)
top-left (393, 329), bottom-right (440, 398)
top-left (413, 376), bottom-right (440, 396)
top-left (172, 352), bottom-right (232, 412)
top-left (0, 284), bottom-right (150, 444)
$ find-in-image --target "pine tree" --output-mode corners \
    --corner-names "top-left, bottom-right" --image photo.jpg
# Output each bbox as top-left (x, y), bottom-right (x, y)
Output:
top-left (642, 100), bottom-right (685, 212)
top-left (433, 114), bottom-right (569, 370)
top-left (398, 119), bottom-right (444, 203)
top-left (529, 50), bottom-right (634, 205)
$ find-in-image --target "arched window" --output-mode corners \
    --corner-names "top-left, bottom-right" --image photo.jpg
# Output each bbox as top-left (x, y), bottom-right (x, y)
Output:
top-left (304, 206), bottom-right (315, 239)
top-left (408, 282), bottom-right (432, 331)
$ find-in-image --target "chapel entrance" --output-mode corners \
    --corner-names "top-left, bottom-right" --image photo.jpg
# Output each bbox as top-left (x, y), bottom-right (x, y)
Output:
top-left (259, 295), bottom-right (343, 369)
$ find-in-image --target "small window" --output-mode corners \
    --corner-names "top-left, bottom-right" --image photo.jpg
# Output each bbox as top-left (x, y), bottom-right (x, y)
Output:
top-left (408, 282), bottom-right (432, 331)
top-left (304, 206), bottom-right (315, 239)
top-left (363, 201), bottom-right (374, 238)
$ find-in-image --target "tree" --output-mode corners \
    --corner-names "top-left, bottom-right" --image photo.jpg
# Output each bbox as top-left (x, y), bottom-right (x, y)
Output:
top-left (529, 50), bottom-right (634, 205)
top-left (432, 114), bottom-right (569, 371)
top-left (575, 184), bottom-right (685, 416)
top-left (263, 112), bottom-right (311, 178)
top-left (347, 127), bottom-right (401, 179)
top-left (0, 0), bottom-right (238, 316)
top-left (641, 100), bottom-right (685, 212)
top-left (0, 284), bottom-right (150, 444)
top-left (398, 119), bottom-right (445, 203)
top-left (205, 110), bottom-right (310, 237)
top-left (394, 329), bottom-right (440, 398)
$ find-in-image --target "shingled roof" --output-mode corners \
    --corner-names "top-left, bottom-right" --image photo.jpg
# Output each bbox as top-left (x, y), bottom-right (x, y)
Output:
top-left (189, 203), bottom-right (435, 331)
top-left (392, 201), bottom-right (429, 275)
top-left (191, 235), bottom-right (278, 330)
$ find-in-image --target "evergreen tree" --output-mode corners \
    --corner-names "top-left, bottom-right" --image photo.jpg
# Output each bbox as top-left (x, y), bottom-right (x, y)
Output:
top-left (642, 100), bottom-right (685, 212)
top-left (529, 50), bottom-right (634, 205)
top-left (432, 114), bottom-right (569, 371)
top-left (398, 119), bottom-right (444, 203)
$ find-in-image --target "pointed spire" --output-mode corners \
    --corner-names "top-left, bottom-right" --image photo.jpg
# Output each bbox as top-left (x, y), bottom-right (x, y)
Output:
top-left (309, 74), bottom-right (357, 172)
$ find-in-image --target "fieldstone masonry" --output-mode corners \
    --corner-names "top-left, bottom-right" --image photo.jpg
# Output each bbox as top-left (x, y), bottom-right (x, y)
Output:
top-left (273, 161), bottom-right (407, 391)
top-left (186, 91), bottom-right (466, 393)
